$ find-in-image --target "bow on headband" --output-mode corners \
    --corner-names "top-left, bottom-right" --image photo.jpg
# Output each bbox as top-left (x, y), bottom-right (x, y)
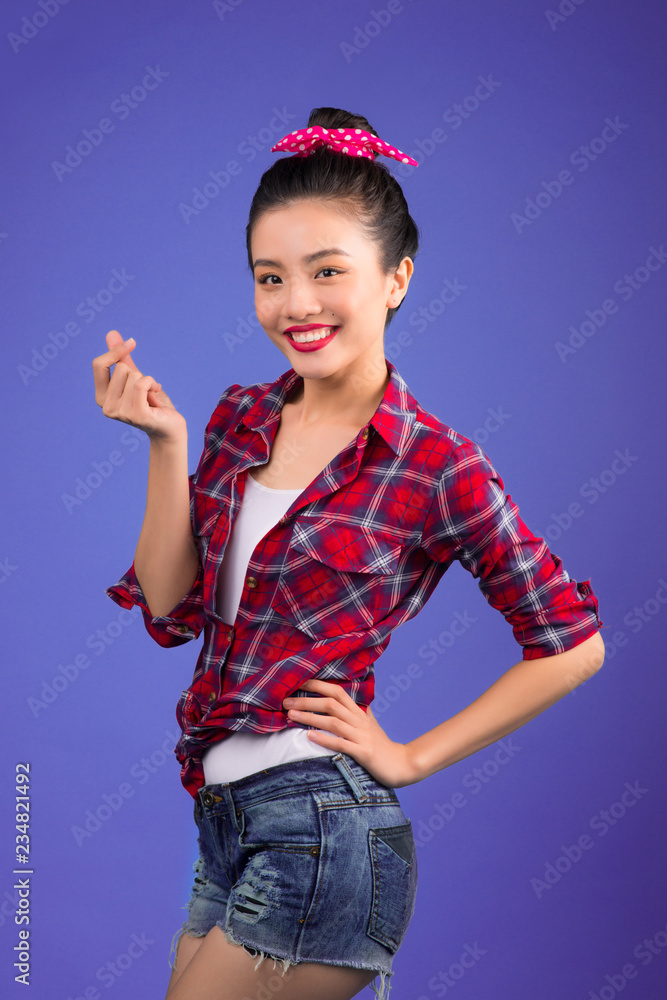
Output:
top-left (271, 125), bottom-right (418, 166)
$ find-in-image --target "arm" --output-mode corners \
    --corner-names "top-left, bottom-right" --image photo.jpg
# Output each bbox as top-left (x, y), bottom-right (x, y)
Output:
top-left (94, 331), bottom-right (206, 641)
top-left (133, 432), bottom-right (200, 618)
top-left (284, 630), bottom-right (605, 787)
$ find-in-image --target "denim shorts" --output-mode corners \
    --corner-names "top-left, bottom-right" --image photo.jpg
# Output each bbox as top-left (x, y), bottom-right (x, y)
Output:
top-left (168, 752), bottom-right (418, 1000)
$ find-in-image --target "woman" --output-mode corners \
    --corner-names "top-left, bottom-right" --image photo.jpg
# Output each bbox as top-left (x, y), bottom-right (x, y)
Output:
top-left (92, 107), bottom-right (605, 1000)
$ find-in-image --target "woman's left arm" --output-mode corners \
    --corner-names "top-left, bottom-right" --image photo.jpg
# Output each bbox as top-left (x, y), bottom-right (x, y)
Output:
top-left (283, 630), bottom-right (605, 788)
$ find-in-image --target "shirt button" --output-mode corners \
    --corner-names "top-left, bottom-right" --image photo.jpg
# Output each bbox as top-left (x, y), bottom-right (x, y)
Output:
top-left (280, 515), bottom-right (289, 524)
top-left (227, 630), bottom-right (233, 641)
top-left (361, 427), bottom-right (369, 440)
top-left (174, 624), bottom-right (190, 633)
top-left (247, 576), bottom-right (258, 589)
top-left (208, 692), bottom-right (216, 704)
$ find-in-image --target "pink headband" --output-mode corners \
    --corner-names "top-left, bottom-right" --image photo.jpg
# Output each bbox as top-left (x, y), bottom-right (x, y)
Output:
top-left (271, 125), bottom-right (418, 167)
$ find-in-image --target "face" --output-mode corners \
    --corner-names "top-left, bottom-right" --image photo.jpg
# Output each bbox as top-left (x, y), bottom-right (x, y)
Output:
top-left (251, 199), bottom-right (412, 383)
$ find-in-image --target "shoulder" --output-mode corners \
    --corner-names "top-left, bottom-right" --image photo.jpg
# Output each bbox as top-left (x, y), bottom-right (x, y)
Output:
top-left (203, 372), bottom-right (284, 437)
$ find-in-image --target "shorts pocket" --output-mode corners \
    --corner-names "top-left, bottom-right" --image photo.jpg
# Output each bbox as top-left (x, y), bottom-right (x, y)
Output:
top-left (367, 819), bottom-right (418, 954)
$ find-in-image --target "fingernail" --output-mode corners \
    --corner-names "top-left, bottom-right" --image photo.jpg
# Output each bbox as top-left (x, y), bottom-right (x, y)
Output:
top-left (125, 337), bottom-right (135, 345)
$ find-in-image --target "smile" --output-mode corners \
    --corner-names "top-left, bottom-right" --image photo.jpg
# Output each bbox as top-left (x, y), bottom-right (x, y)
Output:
top-left (284, 327), bottom-right (340, 352)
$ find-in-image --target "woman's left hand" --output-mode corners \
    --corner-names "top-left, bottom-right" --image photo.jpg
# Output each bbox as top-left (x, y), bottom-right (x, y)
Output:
top-left (283, 679), bottom-right (420, 788)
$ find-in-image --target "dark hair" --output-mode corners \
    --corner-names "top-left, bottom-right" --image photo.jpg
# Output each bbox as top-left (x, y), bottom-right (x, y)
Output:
top-left (245, 107), bottom-right (420, 329)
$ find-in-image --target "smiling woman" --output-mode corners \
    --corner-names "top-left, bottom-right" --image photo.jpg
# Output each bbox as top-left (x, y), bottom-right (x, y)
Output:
top-left (93, 104), bottom-right (604, 1000)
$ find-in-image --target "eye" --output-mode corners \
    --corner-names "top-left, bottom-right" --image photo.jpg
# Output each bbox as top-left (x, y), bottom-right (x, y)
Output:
top-left (257, 266), bottom-right (343, 285)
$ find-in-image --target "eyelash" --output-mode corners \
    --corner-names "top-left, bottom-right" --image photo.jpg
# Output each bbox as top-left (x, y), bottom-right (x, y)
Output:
top-left (257, 267), bottom-right (343, 285)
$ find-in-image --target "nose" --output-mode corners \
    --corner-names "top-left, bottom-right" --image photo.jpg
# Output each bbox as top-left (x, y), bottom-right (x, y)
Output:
top-left (284, 279), bottom-right (323, 322)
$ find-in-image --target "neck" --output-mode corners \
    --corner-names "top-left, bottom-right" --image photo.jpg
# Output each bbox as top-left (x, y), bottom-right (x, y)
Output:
top-left (289, 351), bottom-right (390, 429)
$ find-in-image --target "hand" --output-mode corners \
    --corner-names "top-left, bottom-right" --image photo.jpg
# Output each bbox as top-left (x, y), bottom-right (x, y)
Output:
top-left (283, 678), bottom-right (420, 788)
top-left (92, 330), bottom-right (186, 442)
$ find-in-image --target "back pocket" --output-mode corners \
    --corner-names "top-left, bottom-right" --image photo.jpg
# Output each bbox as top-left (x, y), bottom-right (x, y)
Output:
top-left (367, 820), bottom-right (418, 953)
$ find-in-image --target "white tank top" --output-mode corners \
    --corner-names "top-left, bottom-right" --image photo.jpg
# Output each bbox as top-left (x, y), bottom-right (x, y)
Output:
top-left (201, 471), bottom-right (336, 785)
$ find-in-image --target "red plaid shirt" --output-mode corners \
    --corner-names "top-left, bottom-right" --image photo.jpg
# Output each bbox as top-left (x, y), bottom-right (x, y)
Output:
top-left (106, 361), bottom-right (604, 798)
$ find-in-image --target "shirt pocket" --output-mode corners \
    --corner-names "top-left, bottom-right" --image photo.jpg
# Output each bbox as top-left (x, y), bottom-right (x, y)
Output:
top-left (271, 519), bottom-right (404, 639)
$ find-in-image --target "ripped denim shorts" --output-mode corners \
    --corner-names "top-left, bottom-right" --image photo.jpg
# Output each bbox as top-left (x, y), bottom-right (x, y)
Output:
top-left (169, 752), bottom-right (418, 1000)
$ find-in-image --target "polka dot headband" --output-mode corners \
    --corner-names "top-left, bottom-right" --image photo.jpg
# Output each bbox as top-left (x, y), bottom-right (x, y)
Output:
top-left (271, 125), bottom-right (418, 166)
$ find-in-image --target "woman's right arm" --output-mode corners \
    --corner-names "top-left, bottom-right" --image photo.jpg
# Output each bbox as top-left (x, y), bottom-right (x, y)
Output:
top-left (92, 330), bottom-right (200, 619)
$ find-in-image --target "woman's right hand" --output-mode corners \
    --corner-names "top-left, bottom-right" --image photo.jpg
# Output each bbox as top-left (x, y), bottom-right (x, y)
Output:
top-left (92, 330), bottom-right (186, 442)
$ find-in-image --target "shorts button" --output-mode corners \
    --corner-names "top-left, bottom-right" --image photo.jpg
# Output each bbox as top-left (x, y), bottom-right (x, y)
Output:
top-left (247, 576), bottom-right (258, 589)
top-left (236, 809), bottom-right (242, 819)
top-left (202, 792), bottom-right (214, 807)
top-left (310, 846), bottom-right (320, 856)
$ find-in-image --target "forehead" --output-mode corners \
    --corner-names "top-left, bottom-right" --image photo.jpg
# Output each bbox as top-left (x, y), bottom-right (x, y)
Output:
top-left (252, 199), bottom-right (370, 252)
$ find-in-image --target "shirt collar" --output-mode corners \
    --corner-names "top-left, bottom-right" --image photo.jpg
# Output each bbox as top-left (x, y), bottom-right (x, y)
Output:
top-left (236, 359), bottom-right (417, 457)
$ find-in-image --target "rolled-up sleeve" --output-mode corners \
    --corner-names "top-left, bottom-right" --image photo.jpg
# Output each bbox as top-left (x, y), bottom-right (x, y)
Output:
top-left (105, 472), bottom-right (206, 648)
top-left (421, 439), bottom-right (604, 659)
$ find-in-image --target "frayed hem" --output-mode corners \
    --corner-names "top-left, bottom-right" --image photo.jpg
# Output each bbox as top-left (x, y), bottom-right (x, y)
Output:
top-left (220, 924), bottom-right (298, 976)
top-left (369, 968), bottom-right (394, 1000)
top-left (168, 922), bottom-right (207, 972)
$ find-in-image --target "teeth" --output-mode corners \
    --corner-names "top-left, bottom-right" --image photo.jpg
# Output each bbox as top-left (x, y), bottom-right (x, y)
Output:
top-left (291, 327), bottom-right (336, 344)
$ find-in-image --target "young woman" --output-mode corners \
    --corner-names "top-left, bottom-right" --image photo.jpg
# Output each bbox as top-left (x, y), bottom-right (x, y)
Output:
top-left (92, 107), bottom-right (605, 1000)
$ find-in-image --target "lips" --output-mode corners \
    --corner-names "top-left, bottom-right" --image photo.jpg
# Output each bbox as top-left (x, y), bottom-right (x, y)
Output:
top-left (284, 326), bottom-right (340, 352)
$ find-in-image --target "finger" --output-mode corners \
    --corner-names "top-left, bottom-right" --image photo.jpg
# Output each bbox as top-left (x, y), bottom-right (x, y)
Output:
top-left (103, 364), bottom-right (159, 421)
top-left (93, 339), bottom-right (143, 406)
top-left (105, 330), bottom-right (140, 371)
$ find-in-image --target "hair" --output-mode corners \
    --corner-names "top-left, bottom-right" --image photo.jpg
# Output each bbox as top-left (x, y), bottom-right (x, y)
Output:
top-left (245, 106), bottom-right (420, 329)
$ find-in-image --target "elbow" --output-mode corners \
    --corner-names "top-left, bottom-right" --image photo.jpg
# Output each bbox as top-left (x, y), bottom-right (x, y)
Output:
top-left (589, 631), bottom-right (606, 671)
top-left (563, 631), bottom-right (605, 693)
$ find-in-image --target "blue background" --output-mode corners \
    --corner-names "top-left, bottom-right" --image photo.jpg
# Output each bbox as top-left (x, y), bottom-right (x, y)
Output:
top-left (2, 0), bottom-right (666, 997)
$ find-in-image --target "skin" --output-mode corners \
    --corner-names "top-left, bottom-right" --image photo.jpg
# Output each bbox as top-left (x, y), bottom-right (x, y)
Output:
top-left (93, 196), bottom-right (605, 998)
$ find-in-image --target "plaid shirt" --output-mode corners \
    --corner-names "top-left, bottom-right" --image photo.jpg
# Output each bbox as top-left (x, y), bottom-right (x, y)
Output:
top-left (106, 361), bottom-right (603, 798)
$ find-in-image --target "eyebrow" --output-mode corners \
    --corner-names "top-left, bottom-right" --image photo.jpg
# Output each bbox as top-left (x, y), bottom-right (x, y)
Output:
top-left (252, 247), bottom-right (352, 270)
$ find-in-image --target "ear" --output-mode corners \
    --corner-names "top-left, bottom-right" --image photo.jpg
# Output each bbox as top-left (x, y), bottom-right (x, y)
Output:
top-left (386, 256), bottom-right (414, 308)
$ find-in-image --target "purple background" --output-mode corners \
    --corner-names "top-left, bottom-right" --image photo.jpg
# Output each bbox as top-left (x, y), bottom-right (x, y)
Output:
top-left (2, 1), bottom-right (666, 997)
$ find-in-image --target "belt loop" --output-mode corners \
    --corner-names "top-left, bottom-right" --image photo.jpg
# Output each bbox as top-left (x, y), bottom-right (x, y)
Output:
top-left (331, 753), bottom-right (368, 803)
top-left (223, 784), bottom-right (244, 831)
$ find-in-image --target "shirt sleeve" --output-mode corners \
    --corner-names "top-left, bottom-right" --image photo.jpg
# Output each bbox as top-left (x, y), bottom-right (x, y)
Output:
top-left (421, 438), bottom-right (604, 659)
top-left (105, 471), bottom-right (206, 648)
